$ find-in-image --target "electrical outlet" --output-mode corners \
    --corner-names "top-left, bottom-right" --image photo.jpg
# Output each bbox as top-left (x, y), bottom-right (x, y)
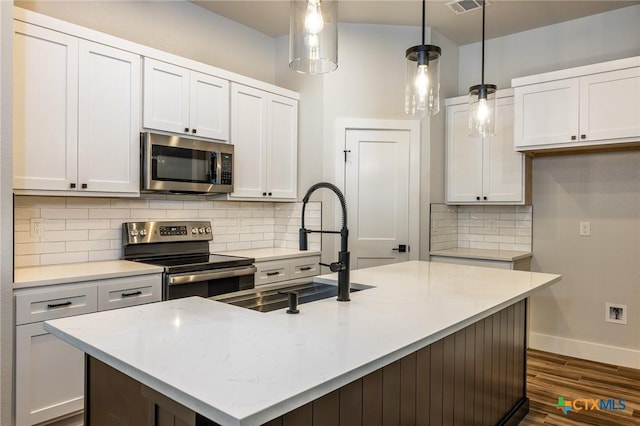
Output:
top-left (579, 221), bottom-right (591, 236)
top-left (30, 218), bottom-right (44, 238)
top-left (605, 303), bottom-right (627, 325)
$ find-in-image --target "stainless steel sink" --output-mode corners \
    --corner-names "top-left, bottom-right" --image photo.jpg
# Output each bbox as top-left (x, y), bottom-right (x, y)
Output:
top-left (214, 282), bottom-right (364, 313)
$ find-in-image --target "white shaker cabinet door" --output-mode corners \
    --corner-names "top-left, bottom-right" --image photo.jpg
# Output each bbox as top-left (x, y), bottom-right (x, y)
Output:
top-left (143, 58), bottom-right (190, 135)
top-left (13, 22), bottom-right (79, 191)
top-left (446, 103), bottom-right (483, 203)
top-left (78, 41), bottom-right (141, 194)
top-left (514, 78), bottom-right (580, 148)
top-left (190, 71), bottom-right (230, 141)
top-left (267, 94), bottom-right (298, 200)
top-left (229, 83), bottom-right (268, 198)
top-left (580, 67), bottom-right (640, 142)
top-left (482, 97), bottom-right (524, 203)
top-left (15, 322), bottom-right (84, 426)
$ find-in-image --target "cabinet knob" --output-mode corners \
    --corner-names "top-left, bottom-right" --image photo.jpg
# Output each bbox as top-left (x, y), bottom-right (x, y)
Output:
top-left (262, 192), bottom-right (267, 196)
top-left (192, 129), bottom-right (197, 134)
top-left (571, 135), bottom-right (577, 141)
top-left (581, 134), bottom-right (586, 139)
top-left (268, 192), bottom-right (272, 196)
top-left (483, 196), bottom-right (487, 200)
top-left (81, 183), bottom-right (87, 189)
top-left (184, 127), bottom-right (190, 133)
top-left (476, 196), bottom-right (480, 201)
top-left (70, 183), bottom-right (76, 189)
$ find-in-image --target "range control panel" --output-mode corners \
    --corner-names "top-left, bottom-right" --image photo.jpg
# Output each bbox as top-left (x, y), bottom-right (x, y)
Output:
top-left (123, 221), bottom-right (213, 245)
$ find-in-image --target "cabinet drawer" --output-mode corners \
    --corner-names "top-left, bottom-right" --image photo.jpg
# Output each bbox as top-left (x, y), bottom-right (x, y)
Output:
top-left (97, 274), bottom-right (162, 311)
top-left (255, 261), bottom-right (290, 286)
top-left (290, 256), bottom-right (320, 280)
top-left (15, 284), bottom-right (98, 325)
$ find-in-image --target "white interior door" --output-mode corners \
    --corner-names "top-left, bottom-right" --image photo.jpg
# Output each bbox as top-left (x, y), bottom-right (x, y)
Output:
top-left (343, 124), bottom-right (419, 270)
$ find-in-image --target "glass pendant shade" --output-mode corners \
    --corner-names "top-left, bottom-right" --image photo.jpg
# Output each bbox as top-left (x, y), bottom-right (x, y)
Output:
top-left (289, 0), bottom-right (338, 74)
top-left (404, 45), bottom-right (441, 116)
top-left (468, 84), bottom-right (497, 137)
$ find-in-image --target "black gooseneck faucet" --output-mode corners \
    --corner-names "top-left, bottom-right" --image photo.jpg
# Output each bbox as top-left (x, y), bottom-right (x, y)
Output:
top-left (299, 182), bottom-right (350, 302)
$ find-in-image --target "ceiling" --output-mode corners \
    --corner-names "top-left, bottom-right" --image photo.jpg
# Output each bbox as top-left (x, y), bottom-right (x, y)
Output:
top-left (192, 0), bottom-right (639, 45)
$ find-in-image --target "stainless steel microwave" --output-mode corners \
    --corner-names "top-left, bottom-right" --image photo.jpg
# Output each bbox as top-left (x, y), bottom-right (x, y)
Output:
top-left (141, 132), bottom-right (234, 194)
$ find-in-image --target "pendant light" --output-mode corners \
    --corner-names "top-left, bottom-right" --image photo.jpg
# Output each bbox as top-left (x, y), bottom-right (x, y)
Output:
top-left (404, 0), bottom-right (441, 116)
top-left (289, 0), bottom-right (338, 74)
top-left (468, 0), bottom-right (497, 137)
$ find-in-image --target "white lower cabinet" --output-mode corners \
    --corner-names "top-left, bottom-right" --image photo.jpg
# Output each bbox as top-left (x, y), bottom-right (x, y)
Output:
top-left (254, 255), bottom-right (320, 286)
top-left (14, 274), bottom-right (161, 426)
top-left (15, 322), bottom-right (85, 426)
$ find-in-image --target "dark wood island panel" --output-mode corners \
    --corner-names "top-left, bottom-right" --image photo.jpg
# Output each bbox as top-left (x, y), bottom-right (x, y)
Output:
top-left (86, 299), bottom-right (527, 426)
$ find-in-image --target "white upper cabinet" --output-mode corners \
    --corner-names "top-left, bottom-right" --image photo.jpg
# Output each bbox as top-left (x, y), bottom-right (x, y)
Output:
top-left (513, 57), bottom-right (640, 152)
top-left (13, 22), bottom-right (141, 195)
top-left (229, 83), bottom-right (298, 201)
top-left (143, 58), bottom-right (229, 141)
top-left (446, 94), bottom-right (528, 205)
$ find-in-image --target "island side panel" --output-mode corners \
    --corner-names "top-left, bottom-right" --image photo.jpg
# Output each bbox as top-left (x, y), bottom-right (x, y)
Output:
top-left (264, 298), bottom-right (528, 426)
top-left (83, 299), bottom-right (528, 426)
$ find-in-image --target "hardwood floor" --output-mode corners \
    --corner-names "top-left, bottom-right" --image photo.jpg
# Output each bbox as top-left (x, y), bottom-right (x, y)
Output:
top-left (521, 349), bottom-right (640, 425)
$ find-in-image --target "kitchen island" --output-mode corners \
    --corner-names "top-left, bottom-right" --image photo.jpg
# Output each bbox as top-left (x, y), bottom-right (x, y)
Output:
top-left (44, 260), bottom-right (561, 426)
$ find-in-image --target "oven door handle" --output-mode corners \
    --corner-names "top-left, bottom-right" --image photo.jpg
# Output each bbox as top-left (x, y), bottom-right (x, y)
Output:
top-left (168, 266), bottom-right (257, 286)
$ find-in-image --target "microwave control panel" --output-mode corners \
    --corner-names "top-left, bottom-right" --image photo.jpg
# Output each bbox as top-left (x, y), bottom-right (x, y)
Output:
top-left (220, 153), bottom-right (233, 185)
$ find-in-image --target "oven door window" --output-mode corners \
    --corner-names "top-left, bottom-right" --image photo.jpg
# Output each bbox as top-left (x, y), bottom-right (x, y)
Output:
top-left (151, 145), bottom-right (217, 184)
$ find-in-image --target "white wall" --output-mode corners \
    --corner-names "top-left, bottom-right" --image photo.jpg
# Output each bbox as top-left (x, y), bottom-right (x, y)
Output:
top-left (15, 0), bottom-right (278, 84)
top-left (0, 2), bottom-right (13, 423)
top-left (458, 4), bottom-right (640, 94)
top-left (457, 4), bottom-right (640, 367)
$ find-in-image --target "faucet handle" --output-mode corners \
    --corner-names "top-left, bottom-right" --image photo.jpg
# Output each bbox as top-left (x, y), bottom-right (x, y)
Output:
top-left (320, 262), bottom-right (345, 273)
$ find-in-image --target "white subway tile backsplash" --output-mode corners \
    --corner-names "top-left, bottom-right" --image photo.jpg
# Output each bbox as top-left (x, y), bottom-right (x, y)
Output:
top-left (14, 196), bottom-right (320, 267)
top-left (430, 204), bottom-right (533, 253)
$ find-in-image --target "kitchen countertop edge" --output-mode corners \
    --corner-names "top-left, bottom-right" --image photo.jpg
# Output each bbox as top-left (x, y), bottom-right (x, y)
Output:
top-left (429, 247), bottom-right (533, 262)
top-left (14, 260), bottom-right (164, 289)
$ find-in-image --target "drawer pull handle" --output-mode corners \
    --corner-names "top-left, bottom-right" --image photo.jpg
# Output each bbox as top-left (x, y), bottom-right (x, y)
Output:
top-left (122, 291), bottom-right (142, 298)
top-left (300, 267), bottom-right (313, 271)
top-left (47, 301), bottom-right (72, 309)
top-left (266, 271), bottom-right (280, 276)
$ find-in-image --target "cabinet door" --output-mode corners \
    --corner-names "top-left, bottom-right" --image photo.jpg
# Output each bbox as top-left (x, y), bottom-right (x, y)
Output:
top-left (15, 322), bottom-right (84, 426)
top-left (13, 22), bottom-right (78, 191)
top-left (78, 41), bottom-right (141, 194)
top-left (482, 97), bottom-right (524, 203)
top-left (229, 83), bottom-right (268, 198)
top-left (143, 58), bottom-right (190, 134)
top-left (189, 71), bottom-right (230, 141)
top-left (267, 94), bottom-right (298, 200)
top-left (580, 67), bottom-right (640, 142)
top-left (514, 78), bottom-right (579, 148)
top-left (446, 103), bottom-right (483, 203)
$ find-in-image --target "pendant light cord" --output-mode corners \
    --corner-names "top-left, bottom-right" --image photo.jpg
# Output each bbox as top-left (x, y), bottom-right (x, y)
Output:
top-left (421, 0), bottom-right (425, 46)
top-left (481, 0), bottom-right (485, 85)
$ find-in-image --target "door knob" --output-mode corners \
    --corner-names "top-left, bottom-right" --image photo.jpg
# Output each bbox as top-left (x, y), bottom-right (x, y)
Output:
top-left (392, 244), bottom-right (407, 253)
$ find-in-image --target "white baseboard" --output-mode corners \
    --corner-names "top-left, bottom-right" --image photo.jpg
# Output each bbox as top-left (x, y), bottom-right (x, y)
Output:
top-left (529, 332), bottom-right (640, 369)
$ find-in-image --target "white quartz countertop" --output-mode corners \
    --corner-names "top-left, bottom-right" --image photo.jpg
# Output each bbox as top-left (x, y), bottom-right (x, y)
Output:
top-left (218, 247), bottom-right (321, 262)
top-left (44, 260), bottom-right (560, 426)
top-left (429, 247), bottom-right (532, 262)
top-left (14, 260), bottom-right (164, 289)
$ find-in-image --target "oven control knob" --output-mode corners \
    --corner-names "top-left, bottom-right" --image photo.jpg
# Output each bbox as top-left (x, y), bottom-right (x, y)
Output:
top-left (191, 228), bottom-right (198, 234)
top-left (139, 229), bottom-right (147, 237)
top-left (130, 230), bottom-right (139, 237)
top-left (198, 227), bottom-right (205, 234)
top-left (205, 227), bottom-right (211, 234)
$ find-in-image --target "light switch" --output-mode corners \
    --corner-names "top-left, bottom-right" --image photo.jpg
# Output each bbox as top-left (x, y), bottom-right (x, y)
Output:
top-left (579, 221), bottom-right (591, 236)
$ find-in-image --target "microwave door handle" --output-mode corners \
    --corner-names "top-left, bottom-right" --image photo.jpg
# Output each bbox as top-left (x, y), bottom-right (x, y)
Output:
top-left (168, 266), bottom-right (257, 286)
top-left (210, 152), bottom-right (217, 183)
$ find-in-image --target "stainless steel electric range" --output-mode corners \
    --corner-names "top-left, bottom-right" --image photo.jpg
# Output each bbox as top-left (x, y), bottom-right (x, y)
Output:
top-left (122, 221), bottom-right (255, 300)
